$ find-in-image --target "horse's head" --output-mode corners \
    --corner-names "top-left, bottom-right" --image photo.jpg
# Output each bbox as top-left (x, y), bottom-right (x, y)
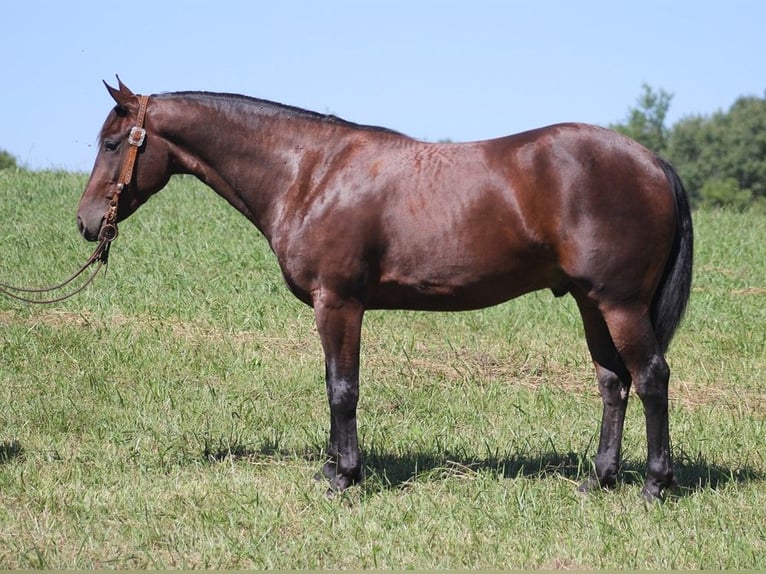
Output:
top-left (77, 79), bottom-right (172, 242)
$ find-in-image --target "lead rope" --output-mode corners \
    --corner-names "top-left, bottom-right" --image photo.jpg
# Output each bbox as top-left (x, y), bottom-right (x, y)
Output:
top-left (0, 237), bottom-right (112, 304)
top-left (0, 94), bottom-right (149, 305)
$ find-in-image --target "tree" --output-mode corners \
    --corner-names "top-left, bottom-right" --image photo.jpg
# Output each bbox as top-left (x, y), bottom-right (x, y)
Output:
top-left (720, 96), bottom-right (766, 200)
top-left (0, 148), bottom-right (17, 170)
top-left (665, 113), bottom-right (723, 206)
top-left (666, 94), bottom-right (766, 208)
top-left (614, 85), bottom-right (766, 209)
top-left (611, 83), bottom-right (674, 155)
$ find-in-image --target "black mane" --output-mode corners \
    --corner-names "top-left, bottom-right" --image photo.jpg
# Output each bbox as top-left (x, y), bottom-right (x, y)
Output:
top-left (157, 91), bottom-right (404, 136)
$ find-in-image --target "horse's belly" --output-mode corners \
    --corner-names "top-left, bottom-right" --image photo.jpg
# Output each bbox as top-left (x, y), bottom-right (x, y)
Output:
top-left (367, 266), bottom-right (554, 311)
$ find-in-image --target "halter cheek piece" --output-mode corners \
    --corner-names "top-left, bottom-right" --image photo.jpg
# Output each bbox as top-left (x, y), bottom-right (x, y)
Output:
top-left (100, 94), bottom-right (150, 241)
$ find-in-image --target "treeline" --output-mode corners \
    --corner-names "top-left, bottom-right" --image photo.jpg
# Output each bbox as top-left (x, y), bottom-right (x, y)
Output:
top-left (611, 84), bottom-right (766, 211)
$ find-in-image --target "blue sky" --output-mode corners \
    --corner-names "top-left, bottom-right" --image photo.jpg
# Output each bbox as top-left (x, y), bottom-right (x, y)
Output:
top-left (3, 0), bottom-right (764, 172)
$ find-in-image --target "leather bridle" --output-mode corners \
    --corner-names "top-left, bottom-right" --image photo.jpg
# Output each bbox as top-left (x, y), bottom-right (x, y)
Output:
top-left (100, 94), bottom-right (150, 242)
top-left (0, 94), bottom-right (149, 304)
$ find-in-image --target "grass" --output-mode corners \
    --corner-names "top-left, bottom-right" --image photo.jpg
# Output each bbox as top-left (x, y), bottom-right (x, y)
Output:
top-left (1, 169), bottom-right (765, 568)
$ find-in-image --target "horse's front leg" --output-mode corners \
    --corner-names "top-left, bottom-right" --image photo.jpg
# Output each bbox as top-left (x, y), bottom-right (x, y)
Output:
top-left (313, 289), bottom-right (365, 492)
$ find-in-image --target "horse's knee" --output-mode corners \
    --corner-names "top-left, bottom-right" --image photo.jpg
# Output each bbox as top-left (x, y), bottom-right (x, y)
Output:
top-left (596, 366), bottom-right (629, 406)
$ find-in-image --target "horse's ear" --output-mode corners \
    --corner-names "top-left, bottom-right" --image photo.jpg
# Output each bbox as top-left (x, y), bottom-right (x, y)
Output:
top-left (103, 76), bottom-right (137, 112)
top-left (116, 75), bottom-right (134, 97)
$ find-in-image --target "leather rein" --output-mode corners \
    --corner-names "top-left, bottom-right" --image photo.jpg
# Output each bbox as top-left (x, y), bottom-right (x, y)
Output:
top-left (0, 95), bottom-right (149, 305)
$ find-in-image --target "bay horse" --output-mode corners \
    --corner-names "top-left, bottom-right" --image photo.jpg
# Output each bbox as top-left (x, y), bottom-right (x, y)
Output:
top-left (77, 79), bottom-right (693, 501)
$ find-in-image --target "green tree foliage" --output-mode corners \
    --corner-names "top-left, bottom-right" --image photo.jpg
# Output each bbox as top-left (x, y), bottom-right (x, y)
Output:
top-left (613, 85), bottom-right (766, 209)
top-left (611, 83), bottom-right (674, 155)
top-left (666, 95), bottom-right (766, 209)
top-left (0, 148), bottom-right (18, 170)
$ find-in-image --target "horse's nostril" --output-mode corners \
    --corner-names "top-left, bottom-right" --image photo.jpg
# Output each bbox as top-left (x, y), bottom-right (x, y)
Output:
top-left (76, 215), bottom-right (101, 242)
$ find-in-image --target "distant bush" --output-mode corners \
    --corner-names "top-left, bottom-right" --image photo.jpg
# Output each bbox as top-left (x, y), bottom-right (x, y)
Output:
top-left (0, 149), bottom-right (18, 170)
top-left (699, 178), bottom-right (752, 210)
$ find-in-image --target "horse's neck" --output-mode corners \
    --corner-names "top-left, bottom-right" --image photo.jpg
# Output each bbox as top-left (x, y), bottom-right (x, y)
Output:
top-left (166, 101), bottom-right (310, 241)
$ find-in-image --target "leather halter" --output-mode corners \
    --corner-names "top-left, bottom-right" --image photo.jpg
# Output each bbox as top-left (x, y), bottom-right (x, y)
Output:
top-left (100, 94), bottom-right (149, 241)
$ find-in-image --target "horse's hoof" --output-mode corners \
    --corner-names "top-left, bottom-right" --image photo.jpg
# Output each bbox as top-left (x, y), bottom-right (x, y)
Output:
top-left (577, 475), bottom-right (616, 495)
top-left (577, 477), bottom-right (599, 495)
top-left (328, 473), bottom-right (356, 493)
top-left (640, 481), bottom-right (672, 504)
top-left (640, 487), bottom-right (664, 505)
top-left (314, 461), bottom-right (360, 493)
top-left (314, 460), bottom-right (337, 482)
top-left (640, 473), bottom-right (676, 504)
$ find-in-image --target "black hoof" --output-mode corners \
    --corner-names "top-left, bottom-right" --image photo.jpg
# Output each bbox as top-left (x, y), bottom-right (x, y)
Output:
top-left (640, 487), bottom-right (664, 504)
top-left (640, 473), bottom-right (676, 504)
top-left (577, 474), bottom-right (617, 495)
top-left (313, 461), bottom-right (336, 483)
top-left (314, 460), bottom-right (361, 494)
top-left (577, 477), bottom-right (599, 495)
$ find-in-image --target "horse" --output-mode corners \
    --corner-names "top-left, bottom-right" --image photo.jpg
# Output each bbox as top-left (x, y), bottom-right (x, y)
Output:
top-left (77, 79), bottom-right (693, 501)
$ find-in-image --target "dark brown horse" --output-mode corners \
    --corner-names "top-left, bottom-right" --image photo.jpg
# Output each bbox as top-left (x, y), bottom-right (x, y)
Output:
top-left (77, 79), bottom-right (693, 501)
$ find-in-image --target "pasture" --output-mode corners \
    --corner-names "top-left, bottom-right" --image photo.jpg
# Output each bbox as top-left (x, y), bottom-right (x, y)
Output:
top-left (1, 169), bottom-right (764, 568)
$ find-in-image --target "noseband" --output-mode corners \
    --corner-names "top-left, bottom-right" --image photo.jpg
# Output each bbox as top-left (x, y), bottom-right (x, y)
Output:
top-left (0, 95), bottom-right (149, 304)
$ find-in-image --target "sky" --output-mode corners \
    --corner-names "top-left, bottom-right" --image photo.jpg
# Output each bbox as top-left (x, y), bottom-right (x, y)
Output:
top-left (3, 0), bottom-right (764, 172)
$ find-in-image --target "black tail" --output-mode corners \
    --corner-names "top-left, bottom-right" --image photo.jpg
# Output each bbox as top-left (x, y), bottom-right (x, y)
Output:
top-left (652, 156), bottom-right (694, 353)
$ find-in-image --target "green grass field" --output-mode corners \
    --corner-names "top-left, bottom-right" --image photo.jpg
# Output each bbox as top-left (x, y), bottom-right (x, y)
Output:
top-left (1, 169), bottom-right (764, 568)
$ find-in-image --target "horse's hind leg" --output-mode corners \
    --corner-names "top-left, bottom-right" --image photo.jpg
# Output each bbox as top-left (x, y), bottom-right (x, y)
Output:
top-left (574, 295), bottom-right (632, 493)
top-left (600, 304), bottom-right (675, 501)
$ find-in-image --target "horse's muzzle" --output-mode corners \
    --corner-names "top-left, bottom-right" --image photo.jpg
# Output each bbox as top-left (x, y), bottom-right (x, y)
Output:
top-left (77, 214), bottom-right (102, 243)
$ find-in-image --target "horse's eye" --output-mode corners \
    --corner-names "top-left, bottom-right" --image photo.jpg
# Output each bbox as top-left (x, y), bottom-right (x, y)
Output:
top-left (104, 140), bottom-right (119, 152)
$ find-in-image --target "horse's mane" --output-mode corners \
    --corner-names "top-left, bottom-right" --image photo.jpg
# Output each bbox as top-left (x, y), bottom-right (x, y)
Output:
top-left (156, 91), bottom-right (404, 136)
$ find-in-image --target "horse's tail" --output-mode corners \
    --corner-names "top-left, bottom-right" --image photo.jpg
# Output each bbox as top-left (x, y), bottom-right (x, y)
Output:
top-left (652, 156), bottom-right (694, 353)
